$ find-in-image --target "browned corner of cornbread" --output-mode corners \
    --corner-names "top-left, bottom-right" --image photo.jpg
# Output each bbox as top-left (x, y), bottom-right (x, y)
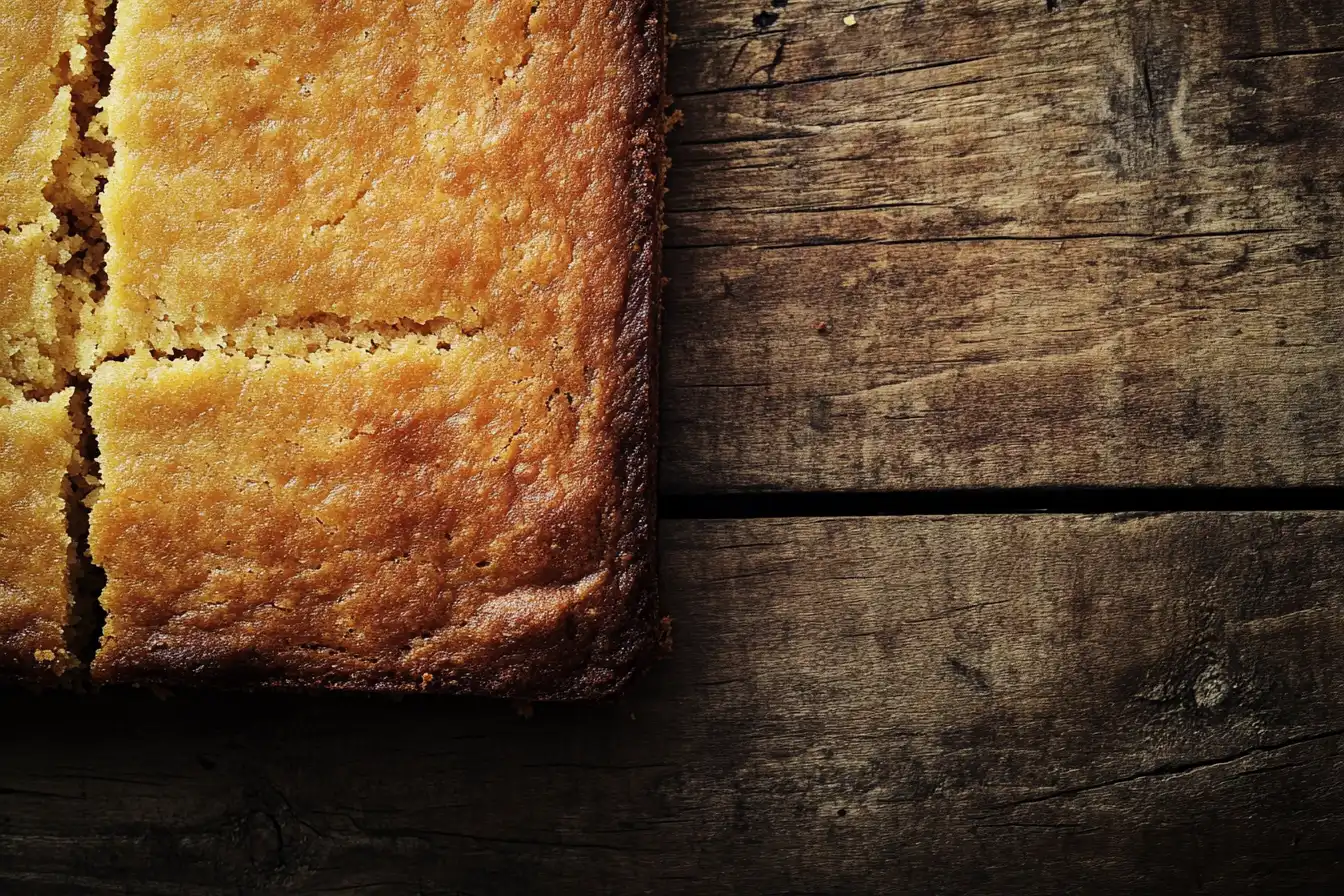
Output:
top-left (86, 0), bottom-right (666, 698)
top-left (1, 0), bottom-right (110, 685)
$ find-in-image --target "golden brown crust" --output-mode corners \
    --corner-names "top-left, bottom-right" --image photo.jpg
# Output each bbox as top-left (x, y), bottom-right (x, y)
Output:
top-left (550, 0), bottom-right (666, 699)
top-left (89, 336), bottom-right (653, 697)
top-left (88, 0), bottom-right (665, 697)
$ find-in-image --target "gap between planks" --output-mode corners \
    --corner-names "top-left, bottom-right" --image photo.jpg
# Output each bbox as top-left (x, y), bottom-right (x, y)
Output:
top-left (660, 487), bottom-right (1344, 519)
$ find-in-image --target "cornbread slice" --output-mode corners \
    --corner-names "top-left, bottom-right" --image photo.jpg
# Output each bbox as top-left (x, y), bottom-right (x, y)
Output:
top-left (0, 228), bottom-right (65, 393)
top-left (90, 339), bottom-right (655, 695)
top-left (0, 0), bottom-right (96, 230)
top-left (88, 0), bottom-right (664, 695)
top-left (1, 0), bottom-right (105, 683)
top-left (86, 0), bottom-right (661, 366)
top-left (0, 389), bottom-right (81, 680)
top-left (1, 0), bottom-right (106, 394)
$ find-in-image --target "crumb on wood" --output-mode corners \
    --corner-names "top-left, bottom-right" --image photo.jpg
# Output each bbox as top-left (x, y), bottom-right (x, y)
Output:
top-left (813, 319), bottom-right (830, 333)
top-left (843, 14), bottom-right (857, 27)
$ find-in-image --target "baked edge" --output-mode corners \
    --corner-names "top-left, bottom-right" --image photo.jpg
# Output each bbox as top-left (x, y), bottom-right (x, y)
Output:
top-left (90, 0), bottom-right (667, 699)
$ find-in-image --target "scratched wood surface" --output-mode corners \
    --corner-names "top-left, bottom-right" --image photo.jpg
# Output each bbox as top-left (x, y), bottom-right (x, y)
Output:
top-left (662, 0), bottom-right (1344, 491)
top-left (2, 513), bottom-right (1342, 893)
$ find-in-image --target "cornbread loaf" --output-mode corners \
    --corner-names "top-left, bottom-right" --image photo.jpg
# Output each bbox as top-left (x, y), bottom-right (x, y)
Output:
top-left (0, 0), bottom-right (106, 680)
top-left (85, 0), bottom-right (664, 696)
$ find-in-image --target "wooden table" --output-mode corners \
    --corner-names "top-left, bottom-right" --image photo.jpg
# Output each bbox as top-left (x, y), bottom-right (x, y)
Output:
top-left (4, 0), bottom-right (1343, 891)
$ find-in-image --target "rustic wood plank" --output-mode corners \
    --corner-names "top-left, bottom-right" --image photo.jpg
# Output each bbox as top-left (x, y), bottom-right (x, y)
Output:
top-left (3, 512), bottom-right (1342, 893)
top-left (661, 0), bottom-right (1344, 490)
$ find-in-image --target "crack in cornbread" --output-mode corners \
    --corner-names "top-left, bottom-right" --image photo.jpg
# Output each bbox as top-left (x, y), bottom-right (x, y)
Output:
top-left (1, 0), bottom-right (109, 682)
top-left (84, 0), bottom-right (664, 696)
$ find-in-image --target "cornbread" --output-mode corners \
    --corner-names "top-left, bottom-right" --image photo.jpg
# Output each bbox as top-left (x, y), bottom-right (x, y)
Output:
top-left (1, 0), bottom-right (104, 393)
top-left (84, 0), bottom-right (664, 695)
top-left (0, 228), bottom-right (65, 392)
top-left (0, 390), bottom-right (81, 680)
top-left (1, 0), bottom-right (106, 680)
top-left (1, 0), bottom-right (101, 230)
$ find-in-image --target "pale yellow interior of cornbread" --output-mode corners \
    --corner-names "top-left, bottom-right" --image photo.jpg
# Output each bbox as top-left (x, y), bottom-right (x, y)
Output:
top-left (80, 0), bottom-right (633, 370)
top-left (0, 389), bottom-right (81, 676)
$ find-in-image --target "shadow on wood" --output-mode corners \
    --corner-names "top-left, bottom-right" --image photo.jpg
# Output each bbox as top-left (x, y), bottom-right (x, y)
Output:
top-left (2, 512), bottom-right (1341, 893)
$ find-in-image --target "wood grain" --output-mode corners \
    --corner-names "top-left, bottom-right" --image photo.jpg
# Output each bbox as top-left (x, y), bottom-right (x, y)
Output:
top-left (661, 0), bottom-right (1344, 491)
top-left (3, 512), bottom-right (1342, 893)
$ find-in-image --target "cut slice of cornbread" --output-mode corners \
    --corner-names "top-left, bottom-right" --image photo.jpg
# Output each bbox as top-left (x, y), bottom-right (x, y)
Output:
top-left (0, 0), bottom-right (105, 684)
top-left (87, 0), bottom-right (661, 367)
top-left (86, 0), bottom-right (664, 696)
top-left (1, 0), bottom-right (106, 396)
top-left (0, 389), bottom-right (81, 680)
top-left (0, 0), bottom-right (92, 230)
top-left (90, 339), bottom-right (653, 695)
top-left (0, 227), bottom-right (65, 393)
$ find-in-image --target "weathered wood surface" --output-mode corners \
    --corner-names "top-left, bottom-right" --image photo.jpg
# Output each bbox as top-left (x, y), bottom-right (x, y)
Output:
top-left (662, 0), bottom-right (1344, 491)
top-left (3, 512), bottom-right (1342, 893)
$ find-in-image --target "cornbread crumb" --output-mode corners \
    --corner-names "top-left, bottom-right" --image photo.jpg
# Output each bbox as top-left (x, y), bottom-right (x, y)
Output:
top-left (0, 228), bottom-right (64, 392)
top-left (1, 0), bottom-right (95, 229)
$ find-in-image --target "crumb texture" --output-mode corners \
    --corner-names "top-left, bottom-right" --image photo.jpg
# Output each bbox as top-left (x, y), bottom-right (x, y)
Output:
top-left (0, 0), bottom-right (90, 230)
top-left (85, 0), bottom-right (664, 695)
top-left (0, 390), bottom-right (80, 679)
top-left (1, 0), bottom-right (105, 395)
top-left (0, 228), bottom-right (65, 392)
